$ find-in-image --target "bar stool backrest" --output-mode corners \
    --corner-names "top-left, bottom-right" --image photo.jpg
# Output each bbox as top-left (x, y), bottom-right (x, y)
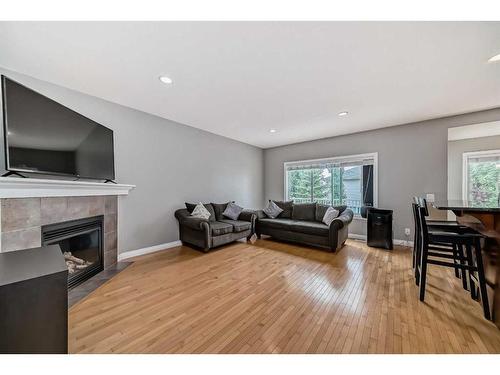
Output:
top-left (417, 197), bottom-right (430, 217)
top-left (411, 202), bottom-right (421, 257)
top-left (417, 205), bottom-right (429, 242)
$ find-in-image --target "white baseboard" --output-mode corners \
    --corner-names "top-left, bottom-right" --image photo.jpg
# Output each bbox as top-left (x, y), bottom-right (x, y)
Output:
top-left (118, 234), bottom-right (413, 261)
top-left (348, 233), bottom-right (413, 248)
top-left (118, 240), bottom-right (182, 261)
top-left (348, 233), bottom-right (367, 241)
top-left (394, 239), bottom-right (414, 247)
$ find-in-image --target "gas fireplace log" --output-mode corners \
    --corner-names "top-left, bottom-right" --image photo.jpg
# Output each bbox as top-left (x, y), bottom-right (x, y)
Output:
top-left (63, 252), bottom-right (86, 265)
top-left (66, 263), bottom-right (76, 274)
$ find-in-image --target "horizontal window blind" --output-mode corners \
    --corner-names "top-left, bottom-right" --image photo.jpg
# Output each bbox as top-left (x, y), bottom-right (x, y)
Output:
top-left (467, 154), bottom-right (500, 164)
top-left (285, 156), bottom-right (374, 171)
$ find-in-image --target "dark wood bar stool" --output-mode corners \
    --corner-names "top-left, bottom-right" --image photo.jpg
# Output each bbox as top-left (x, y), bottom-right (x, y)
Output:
top-left (415, 204), bottom-right (491, 320)
top-left (412, 199), bottom-right (466, 288)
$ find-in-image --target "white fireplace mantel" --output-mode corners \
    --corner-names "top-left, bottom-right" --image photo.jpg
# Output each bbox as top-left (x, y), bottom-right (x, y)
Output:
top-left (0, 177), bottom-right (136, 198)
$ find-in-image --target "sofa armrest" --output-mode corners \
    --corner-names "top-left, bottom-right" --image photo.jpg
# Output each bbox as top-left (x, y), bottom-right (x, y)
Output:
top-left (175, 208), bottom-right (191, 221)
top-left (238, 209), bottom-right (255, 222)
top-left (330, 209), bottom-right (354, 230)
top-left (252, 210), bottom-right (267, 220)
top-left (182, 217), bottom-right (211, 231)
top-left (238, 209), bottom-right (257, 234)
top-left (175, 209), bottom-right (210, 231)
top-left (328, 209), bottom-right (353, 251)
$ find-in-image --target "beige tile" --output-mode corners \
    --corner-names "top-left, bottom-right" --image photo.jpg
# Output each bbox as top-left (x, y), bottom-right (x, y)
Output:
top-left (66, 197), bottom-right (90, 220)
top-left (1, 198), bottom-right (41, 232)
top-left (1, 227), bottom-right (41, 252)
top-left (89, 196), bottom-right (105, 216)
top-left (41, 197), bottom-right (68, 225)
top-left (105, 196), bottom-right (117, 215)
top-left (104, 214), bottom-right (117, 234)
top-left (104, 247), bottom-right (117, 268)
top-left (105, 231), bottom-right (117, 252)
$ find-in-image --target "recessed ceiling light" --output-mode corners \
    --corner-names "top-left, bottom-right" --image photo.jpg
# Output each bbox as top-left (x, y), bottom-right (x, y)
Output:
top-left (159, 75), bottom-right (173, 84)
top-left (488, 53), bottom-right (500, 63)
top-left (270, 129), bottom-right (277, 133)
top-left (338, 111), bottom-right (349, 117)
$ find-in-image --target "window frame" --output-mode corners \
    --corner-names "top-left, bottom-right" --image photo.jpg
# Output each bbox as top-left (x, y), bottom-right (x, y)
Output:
top-left (283, 152), bottom-right (378, 218)
top-left (462, 148), bottom-right (500, 201)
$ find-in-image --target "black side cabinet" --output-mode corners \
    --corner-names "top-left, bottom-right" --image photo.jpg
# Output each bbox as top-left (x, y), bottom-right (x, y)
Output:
top-left (367, 208), bottom-right (393, 250)
top-left (0, 245), bottom-right (68, 354)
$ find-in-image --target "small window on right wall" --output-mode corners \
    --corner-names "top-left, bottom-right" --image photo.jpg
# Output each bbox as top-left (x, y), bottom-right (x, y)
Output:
top-left (462, 149), bottom-right (500, 206)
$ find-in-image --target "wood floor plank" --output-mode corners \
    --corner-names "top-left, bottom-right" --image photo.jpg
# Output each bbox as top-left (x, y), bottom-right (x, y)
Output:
top-left (68, 239), bottom-right (500, 353)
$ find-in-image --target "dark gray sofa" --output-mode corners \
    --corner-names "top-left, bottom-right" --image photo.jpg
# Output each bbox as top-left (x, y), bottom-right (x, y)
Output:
top-left (255, 201), bottom-right (354, 252)
top-left (174, 202), bottom-right (256, 252)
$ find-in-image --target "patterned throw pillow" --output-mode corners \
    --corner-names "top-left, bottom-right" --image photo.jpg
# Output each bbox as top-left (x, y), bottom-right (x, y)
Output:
top-left (190, 203), bottom-right (212, 220)
top-left (263, 200), bottom-right (283, 219)
top-left (223, 202), bottom-right (244, 220)
top-left (322, 206), bottom-right (340, 226)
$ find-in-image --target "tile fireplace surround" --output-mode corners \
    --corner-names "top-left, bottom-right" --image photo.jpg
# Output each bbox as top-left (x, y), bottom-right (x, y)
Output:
top-left (1, 196), bottom-right (118, 267)
top-left (0, 177), bottom-right (135, 268)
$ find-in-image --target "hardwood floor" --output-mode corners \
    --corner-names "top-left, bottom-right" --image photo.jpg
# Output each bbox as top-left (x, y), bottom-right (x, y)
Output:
top-left (68, 239), bottom-right (500, 353)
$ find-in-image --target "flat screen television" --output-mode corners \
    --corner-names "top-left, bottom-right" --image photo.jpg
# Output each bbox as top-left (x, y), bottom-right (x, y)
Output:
top-left (1, 75), bottom-right (115, 181)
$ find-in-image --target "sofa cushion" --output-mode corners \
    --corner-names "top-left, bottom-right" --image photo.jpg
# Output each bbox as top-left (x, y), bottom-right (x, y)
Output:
top-left (210, 221), bottom-right (234, 236)
top-left (258, 218), bottom-right (296, 231)
top-left (292, 220), bottom-right (329, 236)
top-left (292, 203), bottom-right (316, 221)
top-left (186, 202), bottom-right (216, 222)
top-left (271, 200), bottom-right (294, 218)
top-left (263, 200), bottom-right (283, 218)
top-left (315, 204), bottom-right (348, 222)
top-left (219, 219), bottom-right (251, 233)
top-left (211, 202), bottom-right (231, 220)
top-left (223, 202), bottom-right (244, 220)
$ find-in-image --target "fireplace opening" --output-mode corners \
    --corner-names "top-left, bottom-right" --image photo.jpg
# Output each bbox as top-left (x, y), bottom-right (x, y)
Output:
top-left (42, 216), bottom-right (104, 289)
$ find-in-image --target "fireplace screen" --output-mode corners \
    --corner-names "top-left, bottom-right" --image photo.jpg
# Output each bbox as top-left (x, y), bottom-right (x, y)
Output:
top-left (42, 216), bottom-right (104, 288)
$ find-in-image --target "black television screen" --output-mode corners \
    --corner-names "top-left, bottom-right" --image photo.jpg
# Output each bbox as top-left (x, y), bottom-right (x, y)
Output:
top-left (1, 76), bottom-right (115, 180)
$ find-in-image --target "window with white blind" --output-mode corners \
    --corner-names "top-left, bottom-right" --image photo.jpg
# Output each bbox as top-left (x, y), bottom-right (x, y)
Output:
top-left (462, 149), bottom-right (500, 206)
top-left (284, 153), bottom-right (378, 216)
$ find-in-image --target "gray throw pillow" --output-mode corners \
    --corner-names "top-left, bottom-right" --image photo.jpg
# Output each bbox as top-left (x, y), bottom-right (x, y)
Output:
top-left (211, 202), bottom-right (232, 220)
top-left (322, 206), bottom-right (340, 226)
top-left (222, 202), bottom-right (244, 220)
top-left (316, 204), bottom-right (347, 222)
top-left (263, 200), bottom-right (283, 219)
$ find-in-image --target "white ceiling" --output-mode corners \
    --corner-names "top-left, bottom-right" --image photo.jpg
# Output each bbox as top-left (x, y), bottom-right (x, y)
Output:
top-left (0, 21), bottom-right (500, 149)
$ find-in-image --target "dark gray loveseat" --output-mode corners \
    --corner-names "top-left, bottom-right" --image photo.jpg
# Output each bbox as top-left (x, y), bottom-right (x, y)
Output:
top-left (255, 201), bottom-right (353, 252)
top-left (175, 202), bottom-right (256, 252)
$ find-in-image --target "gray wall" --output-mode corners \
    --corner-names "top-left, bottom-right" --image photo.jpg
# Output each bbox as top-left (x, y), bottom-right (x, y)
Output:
top-left (448, 135), bottom-right (500, 200)
top-left (3, 66), bottom-right (499, 248)
top-left (0, 68), bottom-right (264, 254)
top-left (264, 108), bottom-right (500, 240)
